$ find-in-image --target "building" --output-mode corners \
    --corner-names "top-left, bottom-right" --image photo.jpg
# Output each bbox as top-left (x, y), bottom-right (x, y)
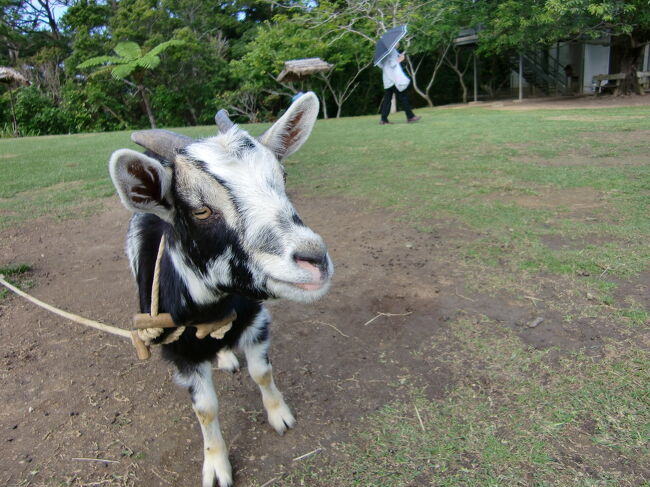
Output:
top-left (510, 37), bottom-right (650, 96)
top-left (455, 29), bottom-right (650, 98)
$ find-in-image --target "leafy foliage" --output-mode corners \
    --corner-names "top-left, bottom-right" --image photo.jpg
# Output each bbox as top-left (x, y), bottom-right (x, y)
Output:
top-left (77, 39), bottom-right (185, 127)
top-left (1, 0), bottom-right (648, 135)
top-left (78, 39), bottom-right (184, 80)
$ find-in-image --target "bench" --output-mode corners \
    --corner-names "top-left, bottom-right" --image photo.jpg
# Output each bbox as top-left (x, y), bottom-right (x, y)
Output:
top-left (593, 72), bottom-right (650, 95)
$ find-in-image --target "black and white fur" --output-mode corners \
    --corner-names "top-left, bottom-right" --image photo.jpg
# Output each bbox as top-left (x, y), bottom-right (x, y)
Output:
top-left (109, 92), bottom-right (332, 487)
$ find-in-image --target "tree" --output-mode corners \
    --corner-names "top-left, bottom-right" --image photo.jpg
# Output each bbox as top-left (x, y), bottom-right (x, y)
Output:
top-left (402, 0), bottom-right (454, 106)
top-left (541, 0), bottom-right (650, 95)
top-left (77, 39), bottom-right (184, 128)
top-left (230, 16), bottom-right (374, 119)
top-left (480, 0), bottom-right (650, 95)
top-left (0, 66), bottom-right (30, 135)
top-left (290, 0), bottom-right (449, 107)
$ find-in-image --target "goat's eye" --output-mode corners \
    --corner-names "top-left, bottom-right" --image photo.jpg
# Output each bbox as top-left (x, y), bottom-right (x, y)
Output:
top-left (192, 207), bottom-right (212, 220)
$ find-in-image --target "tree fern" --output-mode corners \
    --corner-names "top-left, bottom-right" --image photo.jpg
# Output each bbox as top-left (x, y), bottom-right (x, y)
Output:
top-left (77, 55), bottom-right (123, 69)
top-left (111, 63), bottom-right (136, 80)
top-left (113, 41), bottom-right (142, 60)
top-left (137, 54), bottom-right (160, 70)
top-left (147, 39), bottom-right (185, 57)
top-left (77, 39), bottom-right (184, 128)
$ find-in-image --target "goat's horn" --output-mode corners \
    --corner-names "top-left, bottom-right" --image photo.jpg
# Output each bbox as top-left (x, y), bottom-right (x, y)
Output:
top-left (215, 109), bottom-right (234, 133)
top-left (131, 129), bottom-right (194, 162)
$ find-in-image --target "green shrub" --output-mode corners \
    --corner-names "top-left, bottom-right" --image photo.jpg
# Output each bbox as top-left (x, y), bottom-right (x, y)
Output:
top-left (14, 85), bottom-right (69, 135)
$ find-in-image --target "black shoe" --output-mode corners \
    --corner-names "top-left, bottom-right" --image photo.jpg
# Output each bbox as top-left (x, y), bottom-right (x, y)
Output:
top-left (407, 116), bottom-right (421, 123)
top-left (379, 120), bottom-right (393, 125)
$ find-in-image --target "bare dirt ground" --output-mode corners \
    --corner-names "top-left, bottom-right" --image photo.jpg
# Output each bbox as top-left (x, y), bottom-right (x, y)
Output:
top-left (460, 93), bottom-right (650, 110)
top-left (1, 96), bottom-right (648, 486)
top-left (2, 192), bottom-right (642, 487)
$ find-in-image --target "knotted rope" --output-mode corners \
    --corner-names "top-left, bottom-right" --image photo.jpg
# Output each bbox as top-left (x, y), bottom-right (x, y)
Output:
top-left (0, 234), bottom-right (236, 361)
top-left (132, 235), bottom-right (187, 348)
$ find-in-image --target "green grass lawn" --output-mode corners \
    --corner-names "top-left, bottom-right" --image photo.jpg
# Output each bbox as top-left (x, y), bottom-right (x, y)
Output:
top-left (1, 105), bottom-right (649, 486)
top-left (289, 319), bottom-right (649, 486)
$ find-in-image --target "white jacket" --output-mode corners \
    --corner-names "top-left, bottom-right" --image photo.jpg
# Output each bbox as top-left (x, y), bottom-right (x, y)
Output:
top-left (381, 49), bottom-right (410, 92)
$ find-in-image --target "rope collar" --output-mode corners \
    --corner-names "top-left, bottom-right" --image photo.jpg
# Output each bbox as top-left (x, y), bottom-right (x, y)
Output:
top-left (130, 234), bottom-right (237, 360)
top-left (0, 235), bottom-right (236, 362)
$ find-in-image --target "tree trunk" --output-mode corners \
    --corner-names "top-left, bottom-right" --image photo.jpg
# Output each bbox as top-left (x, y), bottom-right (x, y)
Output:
top-left (410, 78), bottom-right (433, 107)
top-left (320, 93), bottom-right (328, 119)
top-left (138, 84), bottom-right (157, 128)
top-left (409, 72), bottom-right (433, 107)
top-left (187, 106), bottom-right (198, 125)
top-left (101, 104), bottom-right (128, 127)
top-left (405, 54), bottom-right (434, 107)
top-left (37, 0), bottom-right (61, 40)
top-left (9, 89), bottom-right (19, 137)
top-left (445, 45), bottom-right (471, 104)
top-left (615, 34), bottom-right (645, 95)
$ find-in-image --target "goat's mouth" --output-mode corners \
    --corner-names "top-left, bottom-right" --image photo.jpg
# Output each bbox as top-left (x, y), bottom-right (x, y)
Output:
top-left (271, 277), bottom-right (327, 292)
top-left (292, 258), bottom-right (327, 290)
top-left (266, 256), bottom-right (332, 300)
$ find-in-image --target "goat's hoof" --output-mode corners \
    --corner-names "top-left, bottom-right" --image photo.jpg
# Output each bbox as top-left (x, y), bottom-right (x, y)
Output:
top-left (267, 401), bottom-right (295, 435)
top-left (217, 350), bottom-right (240, 373)
top-left (202, 454), bottom-right (232, 487)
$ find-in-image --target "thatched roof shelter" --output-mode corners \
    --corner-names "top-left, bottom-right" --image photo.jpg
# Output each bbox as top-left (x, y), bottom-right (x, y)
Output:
top-left (1, 67), bottom-right (30, 137)
top-left (0, 67), bottom-right (30, 86)
top-left (276, 58), bottom-right (334, 83)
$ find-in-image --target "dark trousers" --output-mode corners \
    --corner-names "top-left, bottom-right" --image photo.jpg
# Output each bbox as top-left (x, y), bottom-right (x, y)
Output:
top-left (380, 85), bottom-right (415, 121)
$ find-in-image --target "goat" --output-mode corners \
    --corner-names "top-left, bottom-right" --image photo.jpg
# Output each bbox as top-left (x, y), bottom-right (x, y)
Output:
top-left (108, 92), bottom-right (333, 487)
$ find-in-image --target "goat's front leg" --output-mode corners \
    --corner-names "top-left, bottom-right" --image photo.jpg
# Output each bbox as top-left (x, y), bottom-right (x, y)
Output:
top-left (176, 362), bottom-right (232, 487)
top-left (243, 339), bottom-right (295, 435)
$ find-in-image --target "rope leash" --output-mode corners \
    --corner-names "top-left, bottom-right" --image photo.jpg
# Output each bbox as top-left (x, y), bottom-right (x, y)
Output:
top-left (0, 235), bottom-right (236, 361)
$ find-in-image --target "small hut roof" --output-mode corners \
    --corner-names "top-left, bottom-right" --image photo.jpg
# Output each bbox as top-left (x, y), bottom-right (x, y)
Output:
top-left (0, 67), bottom-right (30, 86)
top-left (276, 57), bottom-right (334, 83)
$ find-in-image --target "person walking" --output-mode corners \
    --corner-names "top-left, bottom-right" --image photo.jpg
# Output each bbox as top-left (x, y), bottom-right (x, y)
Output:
top-left (379, 48), bottom-right (421, 125)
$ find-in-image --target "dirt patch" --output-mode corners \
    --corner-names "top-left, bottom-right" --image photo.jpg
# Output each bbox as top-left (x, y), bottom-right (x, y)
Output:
top-left (539, 233), bottom-right (620, 251)
top-left (517, 153), bottom-right (650, 167)
top-left (1, 153), bottom-right (18, 159)
top-left (509, 128), bottom-right (650, 167)
top-left (0, 194), bottom-right (640, 486)
top-left (542, 115), bottom-right (645, 122)
top-left (613, 270), bottom-right (650, 311)
top-left (482, 186), bottom-right (604, 212)
top-left (579, 128), bottom-right (650, 145)
top-left (1, 181), bottom-right (88, 204)
top-left (470, 94), bottom-right (650, 111)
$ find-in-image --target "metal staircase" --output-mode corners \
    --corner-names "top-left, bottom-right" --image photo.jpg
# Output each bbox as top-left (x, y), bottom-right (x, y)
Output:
top-left (510, 51), bottom-right (568, 95)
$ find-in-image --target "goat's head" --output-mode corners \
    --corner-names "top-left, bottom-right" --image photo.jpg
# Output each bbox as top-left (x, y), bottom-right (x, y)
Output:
top-left (109, 92), bottom-right (332, 303)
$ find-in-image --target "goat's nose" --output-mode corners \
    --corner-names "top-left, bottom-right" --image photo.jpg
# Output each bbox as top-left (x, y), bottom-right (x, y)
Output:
top-left (292, 248), bottom-right (328, 271)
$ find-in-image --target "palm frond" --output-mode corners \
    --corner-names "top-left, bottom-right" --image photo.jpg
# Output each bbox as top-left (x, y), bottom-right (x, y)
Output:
top-left (77, 56), bottom-right (124, 69)
top-left (114, 41), bottom-right (142, 60)
top-left (111, 63), bottom-right (137, 80)
top-left (146, 39), bottom-right (185, 57)
top-left (137, 54), bottom-right (161, 70)
top-left (87, 66), bottom-right (115, 78)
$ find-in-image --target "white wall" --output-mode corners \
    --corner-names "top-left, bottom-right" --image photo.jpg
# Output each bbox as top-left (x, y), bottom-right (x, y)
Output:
top-left (557, 42), bottom-right (573, 69)
top-left (583, 44), bottom-right (610, 93)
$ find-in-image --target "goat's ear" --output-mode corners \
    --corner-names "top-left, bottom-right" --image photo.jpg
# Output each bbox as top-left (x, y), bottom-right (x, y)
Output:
top-left (259, 91), bottom-right (319, 160)
top-left (109, 149), bottom-right (172, 220)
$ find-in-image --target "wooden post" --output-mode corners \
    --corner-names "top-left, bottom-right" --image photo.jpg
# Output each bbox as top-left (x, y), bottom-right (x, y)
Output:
top-left (9, 89), bottom-right (19, 136)
top-left (473, 51), bottom-right (478, 103)
top-left (518, 54), bottom-right (524, 101)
